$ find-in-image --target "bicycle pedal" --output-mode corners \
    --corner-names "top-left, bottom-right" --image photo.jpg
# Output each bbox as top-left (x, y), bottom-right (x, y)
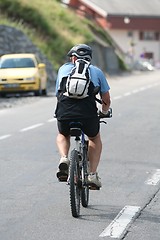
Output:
top-left (58, 177), bottom-right (68, 182)
top-left (56, 171), bottom-right (68, 182)
top-left (89, 185), bottom-right (100, 190)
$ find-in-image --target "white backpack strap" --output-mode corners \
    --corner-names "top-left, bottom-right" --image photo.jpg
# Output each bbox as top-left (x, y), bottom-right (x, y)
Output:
top-left (74, 59), bottom-right (90, 76)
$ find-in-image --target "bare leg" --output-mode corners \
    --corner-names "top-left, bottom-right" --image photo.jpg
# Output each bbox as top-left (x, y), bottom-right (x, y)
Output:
top-left (88, 133), bottom-right (102, 173)
top-left (56, 133), bottom-right (70, 157)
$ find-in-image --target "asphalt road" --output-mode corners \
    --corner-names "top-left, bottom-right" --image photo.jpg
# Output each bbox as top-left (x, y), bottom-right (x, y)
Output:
top-left (0, 70), bottom-right (160, 240)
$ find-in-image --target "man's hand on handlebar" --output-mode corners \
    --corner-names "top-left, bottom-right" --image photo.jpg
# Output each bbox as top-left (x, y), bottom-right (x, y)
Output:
top-left (98, 107), bottom-right (112, 118)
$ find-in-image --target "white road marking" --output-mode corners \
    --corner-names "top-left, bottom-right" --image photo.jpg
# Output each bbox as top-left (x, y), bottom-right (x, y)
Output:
top-left (132, 89), bottom-right (140, 94)
top-left (113, 82), bottom-right (160, 101)
top-left (145, 169), bottom-right (160, 185)
top-left (145, 84), bottom-right (152, 89)
top-left (113, 95), bottom-right (122, 100)
top-left (0, 134), bottom-right (11, 140)
top-left (139, 86), bottom-right (147, 91)
top-left (47, 118), bottom-right (56, 122)
top-left (123, 92), bottom-right (131, 97)
top-left (20, 123), bottom-right (44, 132)
top-left (153, 82), bottom-right (159, 86)
top-left (99, 205), bottom-right (141, 238)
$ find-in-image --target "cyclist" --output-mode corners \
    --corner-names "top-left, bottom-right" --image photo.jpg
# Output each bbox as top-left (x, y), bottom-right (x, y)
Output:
top-left (54, 44), bottom-right (111, 189)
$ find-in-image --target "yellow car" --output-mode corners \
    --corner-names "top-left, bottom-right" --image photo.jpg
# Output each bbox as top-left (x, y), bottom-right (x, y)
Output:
top-left (0, 53), bottom-right (48, 96)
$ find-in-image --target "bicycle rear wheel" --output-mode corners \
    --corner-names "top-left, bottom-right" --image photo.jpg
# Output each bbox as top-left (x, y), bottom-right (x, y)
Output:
top-left (81, 141), bottom-right (89, 207)
top-left (69, 149), bottom-right (81, 218)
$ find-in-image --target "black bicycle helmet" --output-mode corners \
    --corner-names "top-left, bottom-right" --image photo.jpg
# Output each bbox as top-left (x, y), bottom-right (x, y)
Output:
top-left (67, 44), bottom-right (92, 60)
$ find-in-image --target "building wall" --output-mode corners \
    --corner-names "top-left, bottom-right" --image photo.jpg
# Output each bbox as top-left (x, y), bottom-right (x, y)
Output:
top-left (107, 16), bottom-right (160, 31)
top-left (68, 0), bottom-right (160, 67)
top-left (108, 29), bottom-right (160, 66)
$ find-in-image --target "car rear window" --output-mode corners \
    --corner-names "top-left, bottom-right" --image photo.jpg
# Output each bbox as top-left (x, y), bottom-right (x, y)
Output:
top-left (0, 58), bottom-right (35, 68)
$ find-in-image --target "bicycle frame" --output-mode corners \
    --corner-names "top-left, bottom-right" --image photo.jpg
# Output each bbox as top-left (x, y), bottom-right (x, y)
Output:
top-left (70, 124), bottom-right (87, 186)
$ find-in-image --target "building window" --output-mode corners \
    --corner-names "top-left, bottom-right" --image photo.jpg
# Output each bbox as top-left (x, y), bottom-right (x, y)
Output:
top-left (139, 31), bottom-right (160, 41)
top-left (127, 31), bottom-right (133, 37)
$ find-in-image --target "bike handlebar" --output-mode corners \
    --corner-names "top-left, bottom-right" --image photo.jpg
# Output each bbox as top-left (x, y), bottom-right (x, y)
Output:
top-left (94, 94), bottom-right (112, 119)
top-left (98, 107), bottom-right (112, 119)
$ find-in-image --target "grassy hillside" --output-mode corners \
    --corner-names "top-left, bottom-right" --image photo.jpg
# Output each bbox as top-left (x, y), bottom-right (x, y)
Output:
top-left (0, 0), bottom-right (94, 70)
top-left (0, 0), bottom-right (126, 72)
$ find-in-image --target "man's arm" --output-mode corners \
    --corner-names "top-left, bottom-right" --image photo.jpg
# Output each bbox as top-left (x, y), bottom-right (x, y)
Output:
top-left (101, 91), bottom-right (111, 114)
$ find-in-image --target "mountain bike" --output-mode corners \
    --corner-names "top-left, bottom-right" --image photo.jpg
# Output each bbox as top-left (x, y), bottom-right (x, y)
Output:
top-left (68, 108), bottom-right (112, 218)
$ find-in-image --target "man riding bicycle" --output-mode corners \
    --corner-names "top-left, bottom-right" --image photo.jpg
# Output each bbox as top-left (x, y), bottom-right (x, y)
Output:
top-left (54, 44), bottom-right (111, 189)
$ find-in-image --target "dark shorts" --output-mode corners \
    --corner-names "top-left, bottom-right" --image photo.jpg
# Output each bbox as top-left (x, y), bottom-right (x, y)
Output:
top-left (57, 117), bottom-right (100, 138)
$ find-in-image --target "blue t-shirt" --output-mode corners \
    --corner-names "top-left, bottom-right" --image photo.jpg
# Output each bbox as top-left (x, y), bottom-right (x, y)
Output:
top-left (55, 62), bottom-right (110, 120)
top-left (56, 62), bottom-right (110, 95)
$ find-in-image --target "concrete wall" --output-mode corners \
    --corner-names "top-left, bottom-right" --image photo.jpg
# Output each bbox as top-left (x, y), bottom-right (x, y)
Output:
top-left (0, 25), bottom-right (56, 88)
top-left (91, 41), bottom-right (120, 74)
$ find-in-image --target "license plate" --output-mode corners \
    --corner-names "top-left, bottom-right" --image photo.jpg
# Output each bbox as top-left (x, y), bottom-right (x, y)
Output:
top-left (4, 83), bottom-right (20, 88)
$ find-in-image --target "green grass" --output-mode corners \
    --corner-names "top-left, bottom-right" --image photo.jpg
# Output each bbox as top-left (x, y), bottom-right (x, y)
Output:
top-left (0, 0), bottom-right (126, 71)
top-left (0, 0), bottom-right (93, 70)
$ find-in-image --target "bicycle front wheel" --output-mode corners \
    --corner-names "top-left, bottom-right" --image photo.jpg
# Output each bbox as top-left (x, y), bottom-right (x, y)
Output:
top-left (69, 149), bottom-right (81, 218)
top-left (81, 184), bottom-right (89, 207)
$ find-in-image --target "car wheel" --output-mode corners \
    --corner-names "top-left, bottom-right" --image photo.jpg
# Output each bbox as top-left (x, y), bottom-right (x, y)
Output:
top-left (34, 80), bottom-right (42, 96)
top-left (42, 89), bottom-right (47, 96)
top-left (0, 93), bottom-right (6, 97)
top-left (34, 90), bottom-right (42, 96)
